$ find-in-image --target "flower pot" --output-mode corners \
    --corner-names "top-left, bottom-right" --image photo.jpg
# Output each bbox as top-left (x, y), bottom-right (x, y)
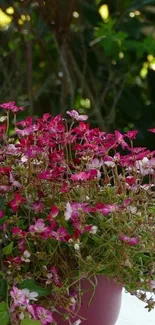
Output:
top-left (54, 276), bottom-right (122, 325)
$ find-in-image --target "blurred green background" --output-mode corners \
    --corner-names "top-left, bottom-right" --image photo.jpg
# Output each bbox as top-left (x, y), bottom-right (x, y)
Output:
top-left (1, 0), bottom-right (155, 147)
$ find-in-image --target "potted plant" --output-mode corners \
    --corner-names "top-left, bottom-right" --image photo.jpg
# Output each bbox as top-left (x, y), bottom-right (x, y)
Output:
top-left (0, 101), bottom-right (154, 325)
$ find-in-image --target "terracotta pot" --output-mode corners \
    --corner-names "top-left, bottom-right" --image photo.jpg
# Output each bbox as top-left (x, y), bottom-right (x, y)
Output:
top-left (54, 276), bottom-right (122, 325)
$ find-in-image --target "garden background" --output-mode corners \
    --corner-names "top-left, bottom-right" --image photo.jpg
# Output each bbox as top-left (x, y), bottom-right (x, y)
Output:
top-left (1, 0), bottom-right (155, 146)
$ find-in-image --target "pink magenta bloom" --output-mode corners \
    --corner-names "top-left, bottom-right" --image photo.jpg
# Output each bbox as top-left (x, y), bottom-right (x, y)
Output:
top-left (64, 202), bottom-right (90, 221)
top-left (115, 130), bottom-right (129, 149)
top-left (7, 256), bottom-right (22, 265)
top-left (9, 193), bottom-right (25, 212)
top-left (48, 205), bottom-right (59, 219)
top-left (35, 306), bottom-right (54, 325)
top-left (66, 110), bottom-right (88, 121)
top-left (148, 128), bottom-right (155, 133)
top-left (0, 101), bottom-right (24, 113)
top-left (29, 219), bottom-right (47, 233)
top-left (51, 227), bottom-right (68, 242)
top-left (95, 203), bottom-right (118, 215)
top-left (71, 169), bottom-right (97, 181)
top-left (32, 201), bottom-right (44, 213)
top-left (126, 130), bottom-right (138, 140)
top-left (119, 235), bottom-right (139, 246)
top-left (12, 227), bottom-right (27, 238)
top-left (10, 286), bottom-right (25, 306)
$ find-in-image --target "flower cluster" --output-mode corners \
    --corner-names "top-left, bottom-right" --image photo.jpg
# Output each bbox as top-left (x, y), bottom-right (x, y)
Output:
top-left (0, 101), bottom-right (155, 324)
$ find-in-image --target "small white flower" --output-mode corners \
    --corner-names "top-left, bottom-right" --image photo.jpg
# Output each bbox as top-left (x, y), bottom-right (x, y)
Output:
top-left (64, 202), bottom-right (73, 220)
top-left (19, 312), bottom-right (25, 320)
top-left (127, 206), bottom-right (137, 214)
top-left (70, 297), bottom-right (76, 305)
top-left (74, 243), bottom-right (80, 251)
top-left (23, 250), bottom-right (31, 258)
top-left (73, 320), bottom-right (81, 325)
top-left (46, 273), bottom-right (53, 279)
top-left (142, 157), bottom-right (149, 165)
top-left (104, 161), bottom-right (115, 168)
top-left (22, 288), bottom-right (38, 301)
top-left (97, 170), bottom-right (101, 180)
top-left (90, 225), bottom-right (98, 234)
top-left (89, 158), bottom-right (102, 169)
top-left (21, 250), bottom-right (31, 263)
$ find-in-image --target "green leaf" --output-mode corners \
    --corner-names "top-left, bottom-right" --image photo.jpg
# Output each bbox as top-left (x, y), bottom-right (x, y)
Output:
top-left (21, 319), bottom-right (41, 325)
top-left (0, 217), bottom-right (8, 225)
top-left (0, 279), bottom-right (7, 299)
top-left (19, 279), bottom-right (51, 297)
top-left (0, 198), bottom-right (4, 210)
top-left (3, 242), bottom-right (13, 255)
top-left (0, 302), bottom-right (9, 325)
top-left (127, 0), bottom-right (155, 11)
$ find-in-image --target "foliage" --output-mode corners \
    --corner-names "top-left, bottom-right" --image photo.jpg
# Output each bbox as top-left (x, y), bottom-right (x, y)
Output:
top-left (0, 102), bottom-right (155, 324)
top-left (1, 0), bottom-right (155, 143)
top-left (0, 302), bottom-right (9, 325)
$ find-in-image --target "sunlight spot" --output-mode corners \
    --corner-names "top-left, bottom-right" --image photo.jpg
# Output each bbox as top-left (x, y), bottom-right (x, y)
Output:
top-left (99, 4), bottom-right (109, 21)
top-left (6, 7), bottom-right (14, 15)
top-left (119, 52), bottom-right (124, 59)
top-left (129, 12), bottom-right (135, 18)
top-left (0, 9), bottom-right (12, 28)
top-left (73, 11), bottom-right (79, 18)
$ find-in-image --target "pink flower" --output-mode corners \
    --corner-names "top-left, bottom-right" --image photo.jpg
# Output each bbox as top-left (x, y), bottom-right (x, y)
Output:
top-left (71, 171), bottom-right (89, 181)
top-left (0, 167), bottom-right (12, 174)
top-left (9, 193), bottom-right (25, 212)
top-left (125, 176), bottom-right (135, 186)
top-left (51, 227), bottom-right (68, 242)
top-left (10, 286), bottom-right (25, 307)
top-left (115, 130), bottom-right (129, 149)
top-left (26, 302), bottom-right (36, 318)
top-left (72, 122), bottom-right (90, 135)
top-left (12, 227), bottom-right (27, 238)
top-left (71, 169), bottom-right (97, 181)
top-left (148, 128), bottom-right (155, 133)
top-left (0, 101), bottom-right (24, 113)
top-left (32, 201), bottom-right (44, 213)
top-left (18, 239), bottom-right (26, 253)
top-left (39, 167), bottom-right (65, 180)
top-left (35, 306), bottom-right (54, 325)
top-left (95, 203), bottom-right (118, 215)
top-left (104, 156), bottom-right (115, 168)
top-left (48, 205), bottom-right (59, 219)
top-left (126, 130), bottom-right (138, 140)
top-left (29, 219), bottom-right (47, 233)
top-left (66, 110), bottom-right (88, 121)
top-left (15, 125), bottom-right (38, 136)
top-left (119, 235), bottom-right (139, 246)
top-left (123, 198), bottom-right (132, 208)
top-left (7, 256), bottom-right (22, 265)
top-left (0, 123), bottom-right (6, 137)
top-left (88, 158), bottom-right (102, 169)
top-left (0, 101), bottom-right (15, 110)
top-left (135, 158), bottom-right (154, 176)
